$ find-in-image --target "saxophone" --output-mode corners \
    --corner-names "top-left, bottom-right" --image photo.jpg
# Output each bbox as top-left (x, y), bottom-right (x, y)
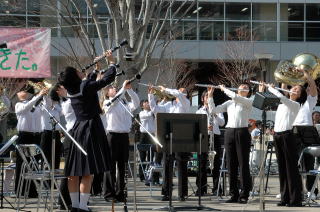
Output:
top-left (208, 113), bottom-right (216, 171)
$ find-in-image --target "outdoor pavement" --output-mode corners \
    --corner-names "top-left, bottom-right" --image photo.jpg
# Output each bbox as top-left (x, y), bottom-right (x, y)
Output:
top-left (2, 175), bottom-right (320, 212)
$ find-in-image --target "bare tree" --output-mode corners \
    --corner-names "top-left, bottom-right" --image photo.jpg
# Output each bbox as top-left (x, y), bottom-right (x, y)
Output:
top-left (214, 26), bottom-right (259, 87)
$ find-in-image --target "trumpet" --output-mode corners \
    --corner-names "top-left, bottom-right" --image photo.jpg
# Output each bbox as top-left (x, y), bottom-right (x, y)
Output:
top-left (249, 80), bottom-right (297, 94)
top-left (195, 84), bottom-right (249, 92)
top-left (27, 80), bottom-right (53, 94)
top-left (138, 83), bottom-right (176, 100)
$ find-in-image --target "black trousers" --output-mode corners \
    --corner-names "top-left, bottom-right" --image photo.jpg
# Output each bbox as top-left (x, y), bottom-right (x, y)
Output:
top-left (196, 134), bottom-right (222, 193)
top-left (224, 128), bottom-right (252, 199)
top-left (103, 132), bottom-right (129, 198)
top-left (15, 131), bottom-right (41, 197)
top-left (161, 152), bottom-right (189, 197)
top-left (40, 130), bottom-right (62, 169)
top-left (58, 133), bottom-right (72, 207)
top-left (293, 126), bottom-right (320, 191)
top-left (274, 130), bottom-right (302, 204)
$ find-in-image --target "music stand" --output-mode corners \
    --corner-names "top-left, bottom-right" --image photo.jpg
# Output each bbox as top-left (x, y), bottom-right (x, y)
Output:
top-left (0, 135), bottom-right (19, 210)
top-left (252, 92), bottom-right (279, 211)
top-left (153, 113), bottom-right (219, 211)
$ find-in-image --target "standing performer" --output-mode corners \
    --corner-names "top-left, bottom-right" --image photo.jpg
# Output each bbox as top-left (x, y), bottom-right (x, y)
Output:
top-left (208, 83), bottom-right (254, 204)
top-left (103, 80), bottom-right (140, 202)
top-left (148, 86), bottom-right (190, 201)
top-left (138, 100), bottom-right (158, 185)
top-left (56, 84), bottom-right (76, 210)
top-left (58, 50), bottom-right (116, 212)
top-left (40, 87), bottom-right (62, 169)
top-left (291, 70), bottom-right (319, 200)
top-left (264, 83), bottom-right (305, 207)
top-left (196, 90), bottom-right (225, 195)
top-left (15, 86), bottom-right (48, 198)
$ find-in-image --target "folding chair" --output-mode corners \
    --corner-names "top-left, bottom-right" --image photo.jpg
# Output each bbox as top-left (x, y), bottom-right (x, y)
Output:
top-left (15, 144), bottom-right (67, 212)
top-left (298, 146), bottom-right (320, 205)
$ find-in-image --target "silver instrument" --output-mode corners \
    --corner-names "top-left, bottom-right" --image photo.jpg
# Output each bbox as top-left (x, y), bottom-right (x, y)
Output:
top-left (208, 113), bottom-right (216, 171)
top-left (249, 80), bottom-right (297, 94)
top-left (195, 84), bottom-right (249, 92)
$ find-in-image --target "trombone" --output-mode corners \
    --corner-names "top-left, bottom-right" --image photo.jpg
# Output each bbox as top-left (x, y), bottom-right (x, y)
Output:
top-left (195, 84), bottom-right (249, 92)
top-left (249, 80), bottom-right (297, 94)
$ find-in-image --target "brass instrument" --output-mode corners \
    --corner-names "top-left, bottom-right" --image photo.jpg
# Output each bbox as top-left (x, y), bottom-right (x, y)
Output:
top-left (27, 80), bottom-right (53, 94)
top-left (138, 83), bottom-right (176, 101)
top-left (274, 53), bottom-right (320, 85)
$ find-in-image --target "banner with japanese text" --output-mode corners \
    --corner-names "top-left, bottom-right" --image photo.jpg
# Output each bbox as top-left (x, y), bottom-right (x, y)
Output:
top-left (0, 27), bottom-right (51, 78)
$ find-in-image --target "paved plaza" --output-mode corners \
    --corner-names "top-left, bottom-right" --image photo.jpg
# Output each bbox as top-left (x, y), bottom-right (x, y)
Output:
top-left (1, 175), bottom-right (320, 212)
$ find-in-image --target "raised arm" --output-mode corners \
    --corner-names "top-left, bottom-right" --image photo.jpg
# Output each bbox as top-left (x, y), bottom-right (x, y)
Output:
top-left (216, 113), bottom-right (225, 126)
top-left (268, 86), bottom-right (300, 109)
top-left (222, 87), bottom-right (253, 107)
top-left (164, 88), bottom-right (190, 108)
top-left (15, 91), bottom-right (45, 115)
top-left (127, 88), bottom-right (140, 112)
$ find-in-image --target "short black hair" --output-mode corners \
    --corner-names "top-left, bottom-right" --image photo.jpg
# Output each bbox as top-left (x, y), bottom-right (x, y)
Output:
top-left (49, 83), bottom-right (61, 102)
top-left (239, 82), bottom-right (252, 98)
top-left (58, 66), bottom-right (82, 95)
top-left (296, 85), bottom-right (307, 105)
top-left (312, 111), bottom-right (320, 116)
top-left (140, 99), bottom-right (148, 108)
top-left (201, 90), bottom-right (208, 103)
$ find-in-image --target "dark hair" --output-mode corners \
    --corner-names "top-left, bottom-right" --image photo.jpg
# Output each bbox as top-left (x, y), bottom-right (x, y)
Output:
top-left (104, 85), bottom-right (116, 98)
top-left (49, 83), bottom-right (61, 102)
top-left (140, 99), bottom-right (148, 108)
top-left (296, 85), bottom-right (307, 105)
top-left (312, 111), bottom-right (320, 116)
top-left (239, 82), bottom-right (252, 98)
top-left (201, 90), bottom-right (208, 103)
top-left (58, 66), bottom-right (82, 95)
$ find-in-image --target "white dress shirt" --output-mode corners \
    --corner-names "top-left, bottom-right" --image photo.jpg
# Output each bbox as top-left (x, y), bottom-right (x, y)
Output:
top-left (15, 95), bottom-right (43, 132)
top-left (104, 88), bottom-right (140, 133)
top-left (139, 109), bottom-right (156, 133)
top-left (41, 97), bottom-right (62, 131)
top-left (268, 87), bottom-right (300, 132)
top-left (293, 95), bottom-right (318, 126)
top-left (148, 88), bottom-right (190, 114)
top-left (61, 98), bottom-right (76, 132)
top-left (208, 88), bottom-right (253, 128)
top-left (196, 106), bottom-right (225, 135)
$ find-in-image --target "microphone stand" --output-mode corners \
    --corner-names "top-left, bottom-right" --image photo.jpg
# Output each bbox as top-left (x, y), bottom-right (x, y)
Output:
top-left (39, 102), bottom-right (87, 212)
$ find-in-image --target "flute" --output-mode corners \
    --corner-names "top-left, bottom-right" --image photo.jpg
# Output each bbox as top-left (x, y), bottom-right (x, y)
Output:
top-left (195, 84), bottom-right (250, 92)
top-left (249, 80), bottom-right (297, 94)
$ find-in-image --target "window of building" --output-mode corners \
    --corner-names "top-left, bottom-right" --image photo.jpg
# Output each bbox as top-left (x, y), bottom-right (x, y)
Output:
top-left (280, 22), bottom-right (303, 41)
top-left (226, 3), bottom-right (250, 21)
top-left (306, 4), bottom-right (320, 21)
top-left (198, 2), bottom-right (224, 20)
top-left (306, 23), bottom-right (320, 41)
top-left (252, 3), bottom-right (276, 21)
top-left (280, 4), bottom-right (304, 21)
top-left (226, 21), bottom-right (251, 41)
top-left (199, 21), bottom-right (223, 40)
top-left (172, 1), bottom-right (197, 20)
top-left (252, 22), bottom-right (276, 41)
top-left (27, 0), bottom-right (40, 15)
top-left (183, 21), bottom-right (197, 40)
top-left (0, 15), bottom-right (26, 27)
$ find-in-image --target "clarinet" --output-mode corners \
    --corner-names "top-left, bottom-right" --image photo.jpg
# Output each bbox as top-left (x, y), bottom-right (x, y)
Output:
top-left (123, 162), bottom-right (129, 212)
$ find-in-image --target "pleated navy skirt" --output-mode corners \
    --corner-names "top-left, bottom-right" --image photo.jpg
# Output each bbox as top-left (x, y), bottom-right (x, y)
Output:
top-left (64, 116), bottom-right (111, 176)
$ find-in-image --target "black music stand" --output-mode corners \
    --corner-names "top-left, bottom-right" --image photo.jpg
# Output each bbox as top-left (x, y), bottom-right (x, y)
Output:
top-left (252, 92), bottom-right (279, 210)
top-left (0, 135), bottom-right (19, 210)
top-left (153, 113), bottom-right (219, 211)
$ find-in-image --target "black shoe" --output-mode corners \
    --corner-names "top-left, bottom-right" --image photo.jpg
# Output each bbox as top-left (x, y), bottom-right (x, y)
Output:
top-left (178, 196), bottom-right (186, 201)
top-left (286, 202), bottom-right (304, 207)
top-left (238, 197), bottom-right (248, 204)
top-left (276, 201), bottom-right (287, 206)
top-left (195, 190), bottom-right (207, 196)
top-left (78, 209), bottom-right (92, 212)
top-left (161, 195), bottom-right (169, 201)
top-left (115, 193), bottom-right (126, 202)
top-left (71, 208), bottom-right (78, 212)
top-left (225, 197), bottom-right (238, 203)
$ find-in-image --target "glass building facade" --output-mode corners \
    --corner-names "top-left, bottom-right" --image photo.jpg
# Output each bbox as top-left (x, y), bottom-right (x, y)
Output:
top-left (1, 0), bottom-right (320, 42)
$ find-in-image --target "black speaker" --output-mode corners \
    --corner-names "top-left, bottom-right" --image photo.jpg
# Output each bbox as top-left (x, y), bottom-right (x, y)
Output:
top-left (0, 43), bottom-right (7, 49)
top-left (253, 92), bottom-right (280, 110)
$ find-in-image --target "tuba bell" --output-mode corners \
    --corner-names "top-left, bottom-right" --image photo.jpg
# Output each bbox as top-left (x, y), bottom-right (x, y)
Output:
top-left (274, 53), bottom-right (320, 85)
top-left (27, 79), bottom-right (53, 93)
